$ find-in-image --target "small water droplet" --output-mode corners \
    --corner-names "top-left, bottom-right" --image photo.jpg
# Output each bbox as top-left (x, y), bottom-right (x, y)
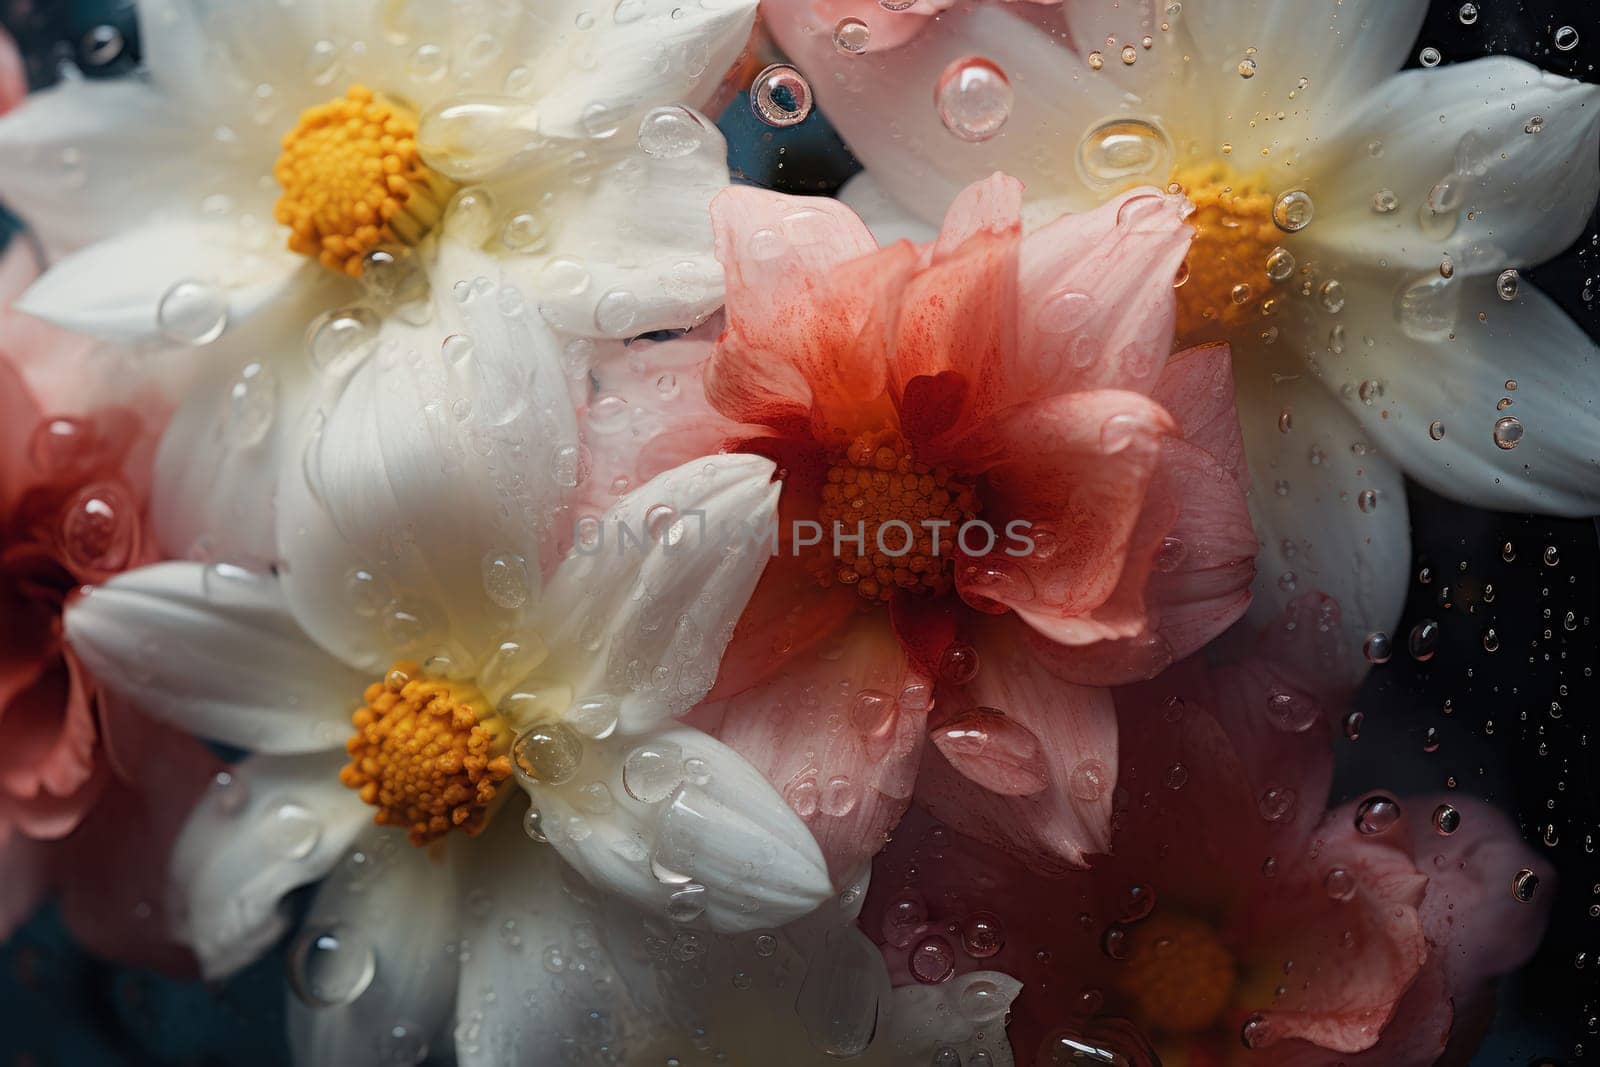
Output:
top-left (288, 924), bottom-right (375, 1008)
top-left (1492, 415), bottom-right (1524, 450)
top-left (158, 280), bottom-right (228, 344)
top-left (1354, 794), bottom-right (1401, 835)
top-left (1272, 190), bottom-right (1314, 233)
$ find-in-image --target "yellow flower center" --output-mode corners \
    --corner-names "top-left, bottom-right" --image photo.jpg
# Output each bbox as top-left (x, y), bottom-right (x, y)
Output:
top-left (274, 85), bottom-right (455, 276)
top-left (339, 661), bottom-right (514, 846)
top-left (816, 430), bottom-right (980, 604)
top-left (1114, 913), bottom-right (1238, 1034)
top-left (1170, 160), bottom-right (1284, 345)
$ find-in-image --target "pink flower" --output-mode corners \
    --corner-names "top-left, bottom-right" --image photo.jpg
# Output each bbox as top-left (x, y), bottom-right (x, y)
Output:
top-left (863, 596), bottom-right (1554, 1065)
top-left (0, 27), bottom-right (24, 116)
top-left (0, 240), bottom-right (219, 971)
top-left (585, 173), bottom-right (1255, 880)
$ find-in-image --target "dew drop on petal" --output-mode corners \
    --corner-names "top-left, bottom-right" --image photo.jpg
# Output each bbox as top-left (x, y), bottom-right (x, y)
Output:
top-left (1493, 415), bottom-right (1524, 450)
top-left (1512, 868), bottom-right (1540, 902)
top-left (158, 280), bottom-right (228, 344)
top-left (935, 57), bottom-right (1013, 143)
top-left (833, 17), bottom-right (871, 54)
top-left (1272, 190), bottom-right (1314, 233)
top-left (225, 362), bottom-right (278, 449)
top-left (637, 105), bottom-right (708, 159)
top-left (751, 64), bottom-right (813, 127)
top-left (1354, 794), bottom-right (1401, 835)
top-left (1432, 803), bottom-right (1460, 835)
top-left (288, 924), bottom-right (376, 1008)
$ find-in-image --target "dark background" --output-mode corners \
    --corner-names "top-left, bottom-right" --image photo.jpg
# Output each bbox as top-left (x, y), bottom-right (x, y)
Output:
top-left (1, 0), bottom-right (1597, 1062)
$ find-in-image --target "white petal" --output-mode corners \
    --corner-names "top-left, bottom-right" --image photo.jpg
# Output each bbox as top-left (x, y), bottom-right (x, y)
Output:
top-left (761, 0), bottom-right (1121, 226)
top-left (287, 834), bottom-right (462, 1067)
top-left (505, 116), bottom-right (731, 338)
top-left (277, 237), bottom-right (579, 672)
top-left (64, 562), bottom-right (366, 753)
top-left (874, 972), bottom-right (1021, 1067)
top-left (533, 453), bottom-right (779, 732)
top-left (18, 218), bottom-right (307, 344)
top-left (1301, 58), bottom-right (1600, 273)
top-left (1235, 353), bottom-right (1410, 687)
top-left (530, 0), bottom-right (758, 141)
top-left (0, 79), bottom-right (201, 258)
top-left (1182, 0), bottom-right (1426, 157)
top-left (172, 751), bottom-right (368, 978)
top-left (1313, 272), bottom-right (1600, 515)
top-left (524, 723), bottom-right (832, 934)
top-left (837, 172), bottom-right (939, 247)
top-left (151, 274), bottom-right (347, 563)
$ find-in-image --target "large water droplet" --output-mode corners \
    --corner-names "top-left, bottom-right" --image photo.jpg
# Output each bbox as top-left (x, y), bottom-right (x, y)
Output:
top-left (622, 741), bottom-right (686, 803)
top-left (288, 923), bottom-right (376, 1008)
top-left (637, 105), bottom-right (708, 159)
top-left (512, 722), bottom-right (584, 785)
top-left (158, 280), bottom-right (228, 344)
top-left (935, 57), bottom-right (1013, 143)
top-left (418, 95), bottom-right (541, 181)
top-left (1075, 118), bottom-right (1172, 191)
top-left (751, 64), bottom-right (813, 127)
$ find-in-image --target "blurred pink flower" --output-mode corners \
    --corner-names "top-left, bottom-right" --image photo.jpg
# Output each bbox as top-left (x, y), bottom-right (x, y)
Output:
top-left (0, 26), bottom-right (24, 115)
top-left (862, 595), bottom-right (1554, 1065)
top-left (585, 173), bottom-right (1255, 881)
top-left (0, 238), bottom-right (219, 971)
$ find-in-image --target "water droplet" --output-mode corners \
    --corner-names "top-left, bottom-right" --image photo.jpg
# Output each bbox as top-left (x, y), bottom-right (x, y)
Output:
top-left (833, 16), bottom-right (871, 54)
top-left (1408, 619), bottom-right (1439, 661)
top-left (1543, 544), bottom-right (1560, 567)
top-left (265, 801), bottom-right (322, 859)
top-left (1236, 57), bottom-right (1257, 79)
top-left (1354, 794), bottom-right (1401, 835)
top-left (1240, 1014), bottom-right (1273, 1049)
top-left (60, 482), bottom-right (137, 576)
top-left (1075, 118), bottom-right (1172, 190)
top-left (961, 911), bottom-right (1005, 958)
top-left (1432, 803), bottom-right (1460, 835)
top-left (1069, 758), bottom-right (1109, 801)
top-left (637, 105), bottom-right (708, 159)
top-left (512, 723), bottom-right (584, 785)
top-left (935, 57), bottom-right (1013, 142)
top-left (622, 741), bottom-right (686, 803)
top-left (938, 643), bottom-right (980, 684)
top-left (1419, 46), bottom-right (1442, 67)
top-left (1324, 867), bottom-right (1356, 901)
top-left (667, 883), bottom-right (708, 923)
top-left (158, 280), bottom-right (228, 344)
top-left (417, 97), bottom-right (541, 181)
top-left (1555, 25), bottom-right (1579, 51)
top-left (288, 924), bottom-right (375, 1008)
top-left (1363, 632), bottom-right (1392, 664)
top-left (441, 333), bottom-right (475, 366)
top-left (909, 935), bottom-right (956, 983)
top-left (480, 553), bottom-right (529, 609)
top-left (1458, 3), bottom-right (1478, 25)
top-left (1372, 188), bottom-right (1398, 214)
top-left (1266, 246), bottom-right (1296, 282)
top-left (1395, 274), bottom-right (1459, 341)
top-left (751, 64), bottom-right (812, 127)
top-left (594, 288), bottom-right (640, 337)
top-left (1429, 419), bottom-right (1446, 441)
top-left (522, 805), bottom-right (548, 842)
top-left (1266, 688), bottom-right (1319, 733)
top-left (1259, 785), bottom-right (1296, 822)
top-left (1512, 868), bottom-right (1540, 901)
top-left (1493, 415), bottom-right (1524, 450)
top-left (307, 307), bottom-right (381, 377)
top-left (1272, 190), bottom-right (1314, 233)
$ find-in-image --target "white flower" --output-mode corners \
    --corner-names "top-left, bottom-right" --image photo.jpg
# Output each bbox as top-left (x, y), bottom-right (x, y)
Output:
top-left (762, 0), bottom-right (1600, 681)
top-left (62, 240), bottom-right (833, 1009)
top-left (0, 0), bottom-right (756, 567)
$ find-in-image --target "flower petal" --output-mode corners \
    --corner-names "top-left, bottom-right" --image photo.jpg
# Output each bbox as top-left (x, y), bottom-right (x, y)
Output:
top-left (1301, 57), bottom-right (1600, 274)
top-left (705, 185), bottom-right (915, 436)
top-left (287, 833), bottom-right (461, 1067)
top-left (509, 117), bottom-right (733, 338)
top-left (529, 0), bottom-right (758, 141)
top-left (1311, 272), bottom-right (1600, 516)
top-left (278, 238), bottom-right (579, 672)
top-left (917, 620), bottom-right (1115, 875)
top-left (697, 615), bottom-right (929, 881)
top-left (64, 562), bottom-right (366, 753)
top-left (532, 453), bottom-right (780, 732)
top-left (1235, 353), bottom-right (1409, 688)
top-left (837, 172), bottom-right (939, 247)
top-left (172, 751), bottom-right (369, 978)
top-left (879, 972), bottom-right (1021, 1066)
top-left (523, 723), bottom-right (833, 932)
top-left (17, 218), bottom-right (307, 344)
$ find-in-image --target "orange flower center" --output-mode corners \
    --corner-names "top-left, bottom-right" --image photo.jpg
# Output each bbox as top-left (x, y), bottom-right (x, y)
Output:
top-left (1113, 913), bottom-right (1238, 1034)
top-left (1170, 160), bottom-right (1285, 345)
top-left (274, 85), bottom-right (455, 276)
top-left (339, 662), bottom-right (514, 846)
top-left (815, 429), bottom-right (980, 604)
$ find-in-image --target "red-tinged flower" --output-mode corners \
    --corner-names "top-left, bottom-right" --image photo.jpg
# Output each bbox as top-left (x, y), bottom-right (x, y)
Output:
top-left (863, 595), bottom-right (1554, 1066)
top-left (581, 174), bottom-right (1255, 880)
top-left (0, 239), bottom-right (218, 971)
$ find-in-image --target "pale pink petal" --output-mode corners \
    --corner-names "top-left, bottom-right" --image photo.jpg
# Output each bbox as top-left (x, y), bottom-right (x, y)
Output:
top-left (943, 389), bottom-right (1176, 633)
top-left (1403, 795), bottom-right (1554, 996)
top-left (1015, 188), bottom-right (1191, 399)
top-left (916, 618), bottom-right (1115, 875)
top-left (707, 551), bottom-right (860, 700)
top-left (698, 615), bottom-right (928, 881)
top-left (707, 186), bottom-right (916, 436)
top-left (1149, 343), bottom-right (1248, 490)
top-left (890, 173), bottom-right (1022, 445)
top-left (1250, 798), bottom-right (1430, 1055)
top-left (814, 0), bottom-right (942, 51)
top-left (0, 656), bottom-right (99, 818)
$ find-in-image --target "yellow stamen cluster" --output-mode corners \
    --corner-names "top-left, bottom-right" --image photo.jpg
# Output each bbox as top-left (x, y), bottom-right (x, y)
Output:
top-left (816, 430), bottom-right (979, 603)
top-left (340, 662), bottom-right (513, 846)
top-left (274, 85), bottom-right (453, 276)
top-left (1170, 160), bottom-right (1281, 344)
top-left (1114, 913), bottom-right (1239, 1034)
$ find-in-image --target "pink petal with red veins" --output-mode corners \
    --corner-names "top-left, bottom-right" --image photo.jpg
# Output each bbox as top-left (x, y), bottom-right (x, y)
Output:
top-left (707, 551), bottom-right (860, 701)
top-left (916, 618), bottom-right (1115, 875)
top-left (1016, 188), bottom-right (1191, 399)
top-left (707, 186), bottom-right (914, 436)
top-left (890, 173), bottom-right (1022, 445)
top-left (697, 615), bottom-right (929, 882)
top-left (1249, 798), bottom-right (1430, 1055)
top-left (946, 388), bottom-right (1175, 630)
